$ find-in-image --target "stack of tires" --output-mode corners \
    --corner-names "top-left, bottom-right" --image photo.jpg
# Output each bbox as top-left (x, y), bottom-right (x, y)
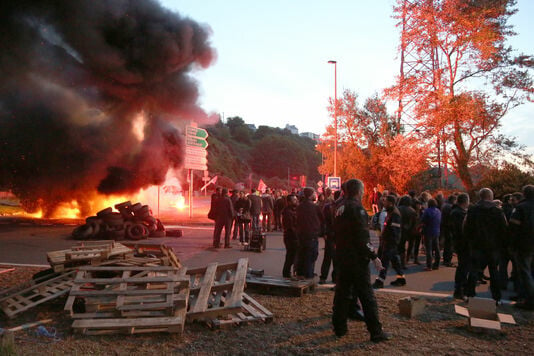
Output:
top-left (72, 201), bottom-right (166, 240)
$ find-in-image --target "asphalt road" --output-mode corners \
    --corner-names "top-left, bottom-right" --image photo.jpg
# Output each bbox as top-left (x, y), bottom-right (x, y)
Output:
top-left (0, 220), bottom-right (511, 301)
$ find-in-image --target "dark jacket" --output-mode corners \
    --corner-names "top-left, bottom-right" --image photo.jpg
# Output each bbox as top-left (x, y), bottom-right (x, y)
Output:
top-left (382, 207), bottom-right (402, 245)
top-left (463, 200), bottom-right (507, 251)
top-left (296, 199), bottom-right (324, 237)
top-left (249, 194), bottom-right (262, 215)
top-left (261, 194), bottom-right (274, 213)
top-left (274, 197), bottom-right (286, 214)
top-left (398, 205), bottom-right (417, 234)
top-left (323, 200), bottom-right (337, 236)
top-left (450, 205), bottom-right (468, 252)
top-left (235, 197), bottom-right (251, 221)
top-left (215, 195), bottom-right (235, 221)
top-left (509, 198), bottom-right (534, 250)
top-left (282, 206), bottom-right (298, 240)
top-left (421, 206), bottom-right (441, 237)
top-left (334, 197), bottom-right (376, 261)
top-left (440, 203), bottom-right (453, 231)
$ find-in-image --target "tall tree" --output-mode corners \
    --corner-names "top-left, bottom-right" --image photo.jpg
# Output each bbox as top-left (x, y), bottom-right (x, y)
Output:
top-left (389, 0), bottom-right (533, 191)
top-left (318, 91), bottom-right (430, 194)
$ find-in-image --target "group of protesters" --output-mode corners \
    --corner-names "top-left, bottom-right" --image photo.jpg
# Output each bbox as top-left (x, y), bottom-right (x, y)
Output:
top-left (208, 181), bottom-right (534, 313)
top-left (368, 185), bottom-right (534, 310)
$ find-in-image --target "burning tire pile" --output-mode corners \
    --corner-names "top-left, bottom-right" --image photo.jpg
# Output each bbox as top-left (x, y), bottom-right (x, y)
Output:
top-left (72, 201), bottom-right (166, 241)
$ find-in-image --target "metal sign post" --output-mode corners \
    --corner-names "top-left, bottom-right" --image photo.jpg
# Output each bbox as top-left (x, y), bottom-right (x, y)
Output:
top-left (184, 123), bottom-right (209, 220)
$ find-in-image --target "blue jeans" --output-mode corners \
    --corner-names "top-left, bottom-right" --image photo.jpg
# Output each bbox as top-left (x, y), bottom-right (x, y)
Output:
top-left (425, 235), bottom-right (440, 268)
top-left (297, 236), bottom-right (319, 279)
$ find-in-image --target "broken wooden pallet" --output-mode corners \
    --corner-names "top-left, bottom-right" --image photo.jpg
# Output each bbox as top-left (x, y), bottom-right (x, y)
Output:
top-left (122, 242), bottom-right (182, 269)
top-left (185, 258), bottom-right (248, 322)
top-left (245, 275), bottom-right (316, 297)
top-left (0, 270), bottom-right (76, 319)
top-left (72, 315), bottom-right (186, 335)
top-left (64, 266), bottom-right (189, 320)
top-left (47, 241), bottom-right (133, 272)
top-left (208, 293), bottom-right (273, 329)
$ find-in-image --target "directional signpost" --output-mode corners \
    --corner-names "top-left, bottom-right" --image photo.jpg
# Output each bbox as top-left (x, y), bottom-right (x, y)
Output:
top-left (184, 125), bottom-right (208, 171)
top-left (185, 124), bottom-right (209, 218)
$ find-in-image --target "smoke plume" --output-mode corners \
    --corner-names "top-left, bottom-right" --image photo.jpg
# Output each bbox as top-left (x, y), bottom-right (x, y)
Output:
top-left (0, 0), bottom-right (216, 216)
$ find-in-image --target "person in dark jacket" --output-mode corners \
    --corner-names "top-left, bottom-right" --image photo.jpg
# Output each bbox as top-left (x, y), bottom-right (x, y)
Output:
top-left (463, 188), bottom-right (508, 302)
top-left (320, 190), bottom-right (341, 284)
top-left (296, 187), bottom-right (324, 279)
top-left (208, 187), bottom-right (222, 220)
top-left (234, 191), bottom-right (251, 244)
top-left (509, 185), bottom-right (534, 309)
top-left (248, 188), bottom-right (262, 230)
top-left (373, 195), bottom-right (406, 288)
top-left (230, 190), bottom-right (240, 240)
top-left (273, 190), bottom-right (286, 231)
top-left (398, 195), bottom-right (417, 270)
top-left (261, 188), bottom-right (274, 232)
top-left (332, 179), bottom-right (391, 342)
top-left (212, 188), bottom-right (235, 248)
top-left (282, 194), bottom-right (299, 278)
top-left (421, 199), bottom-right (442, 271)
top-left (451, 193), bottom-right (470, 299)
top-left (441, 195), bottom-right (457, 267)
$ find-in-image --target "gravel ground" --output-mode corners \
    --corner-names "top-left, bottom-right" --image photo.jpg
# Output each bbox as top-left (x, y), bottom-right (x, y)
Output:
top-left (1, 267), bottom-right (534, 355)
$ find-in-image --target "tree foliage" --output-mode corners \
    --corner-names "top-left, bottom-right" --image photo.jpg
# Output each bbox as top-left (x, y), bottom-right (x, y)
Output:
top-left (318, 91), bottom-right (430, 195)
top-left (388, 0), bottom-right (533, 192)
top-left (476, 162), bottom-right (534, 197)
top-left (206, 117), bottom-right (320, 184)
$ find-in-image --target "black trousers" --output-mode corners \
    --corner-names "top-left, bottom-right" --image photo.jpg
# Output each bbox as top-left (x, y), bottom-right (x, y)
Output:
top-left (213, 218), bottom-right (232, 247)
top-left (442, 229), bottom-right (453, 264)
top-left (467, 249), bottom-right (501, 301)
top-left (333, 259), bottom-right (382, 337)
top-left (283, 236), bottom-right (299, 278)
top-left (378, 243), bottom-right (403, 280)
top-left (320, 235), bottom-right (337, 281)
top-left (454, 248), bottom-right (471, 293)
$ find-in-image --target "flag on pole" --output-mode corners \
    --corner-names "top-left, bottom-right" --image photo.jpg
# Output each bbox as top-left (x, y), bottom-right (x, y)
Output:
top-left (258, 179), bottom-right (267, 193)
top-left (200, 175), bottom-right (218, 192)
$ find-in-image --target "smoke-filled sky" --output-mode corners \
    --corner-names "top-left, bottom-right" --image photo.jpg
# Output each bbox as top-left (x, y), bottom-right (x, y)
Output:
top-left (164, 0), bottom-right (534, 149)
top-left (0, 0), bottom-right (215, 216)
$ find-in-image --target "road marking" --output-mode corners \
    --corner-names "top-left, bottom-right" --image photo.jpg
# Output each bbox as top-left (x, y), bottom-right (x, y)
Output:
top-left (376, 288), bottom-right (451, 298)
top-left (0, 262), bottom-right (50, 268)
top-left (165, 225), bottom-right (213, 231)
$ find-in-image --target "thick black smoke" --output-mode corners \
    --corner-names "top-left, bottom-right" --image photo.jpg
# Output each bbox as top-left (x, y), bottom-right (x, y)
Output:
top-left (0, 0), bottom-right (215, 216)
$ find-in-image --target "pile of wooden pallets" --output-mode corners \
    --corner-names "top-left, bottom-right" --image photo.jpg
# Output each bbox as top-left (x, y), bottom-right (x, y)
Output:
top-left (1, 242), bottom-right (274, 334)
top-left (65, 266), bottom-right (190, 335)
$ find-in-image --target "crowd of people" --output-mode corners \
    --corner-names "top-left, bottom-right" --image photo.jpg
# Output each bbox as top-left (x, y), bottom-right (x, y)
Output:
top-left (207, 180), bottom-right (534, 340)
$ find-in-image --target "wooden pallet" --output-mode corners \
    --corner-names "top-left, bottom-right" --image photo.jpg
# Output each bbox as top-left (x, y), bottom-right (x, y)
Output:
top-left (64, 266), bottom-right (189, 320)
top-left (122, 242), bottom-right (182, 269)
top-left (185, 258), bottom-right (248, 322)
top-left (72, 315), bottom-right (186, 335)
top-left (245, 275), bottom-right (316, 297)
top-left (0, 271), bottom-right (76, 318)
top-left (208, 293), bottom-right (273, 329)
top-left (47, 241), bottom-right (133, 272)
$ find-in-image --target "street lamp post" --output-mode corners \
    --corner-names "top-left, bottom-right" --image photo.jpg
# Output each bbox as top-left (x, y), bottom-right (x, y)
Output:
top-left (328, 60), bottom-right (337, 178)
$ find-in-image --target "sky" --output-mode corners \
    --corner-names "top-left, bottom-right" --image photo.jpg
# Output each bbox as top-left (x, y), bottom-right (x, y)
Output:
top-left (162, 0), bottom-right (534, 148)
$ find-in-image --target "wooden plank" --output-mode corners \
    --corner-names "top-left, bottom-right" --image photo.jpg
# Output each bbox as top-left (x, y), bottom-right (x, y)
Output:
top-left (190, 263), bottom-right (217, 313)
top-left (225, 258), bottom-right (248, 307)
top-left (72, 316), bottom-right (184, 329)
top-left (78, 266), bottom-right (179, 272)
top-left (243, 293), bottom-right (273, 320)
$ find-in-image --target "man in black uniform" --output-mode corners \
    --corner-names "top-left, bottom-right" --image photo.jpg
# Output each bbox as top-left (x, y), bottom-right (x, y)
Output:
top-left (509, 185), bottom-right (534, 310)
top-left (332, 179), bottom-right (391, 342)
top-left (282, 194), bottom-right (299, 278)
top-left (463, 188), bottom-right (508, 302)
top-left (373, 195), bottom-right (406, 288)
top-left (296, 187), bottom-right (324, 279)
top-left (450, 193), bottom-right (470, 299)
top-left (212, 188), bottom-right (235, 248)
